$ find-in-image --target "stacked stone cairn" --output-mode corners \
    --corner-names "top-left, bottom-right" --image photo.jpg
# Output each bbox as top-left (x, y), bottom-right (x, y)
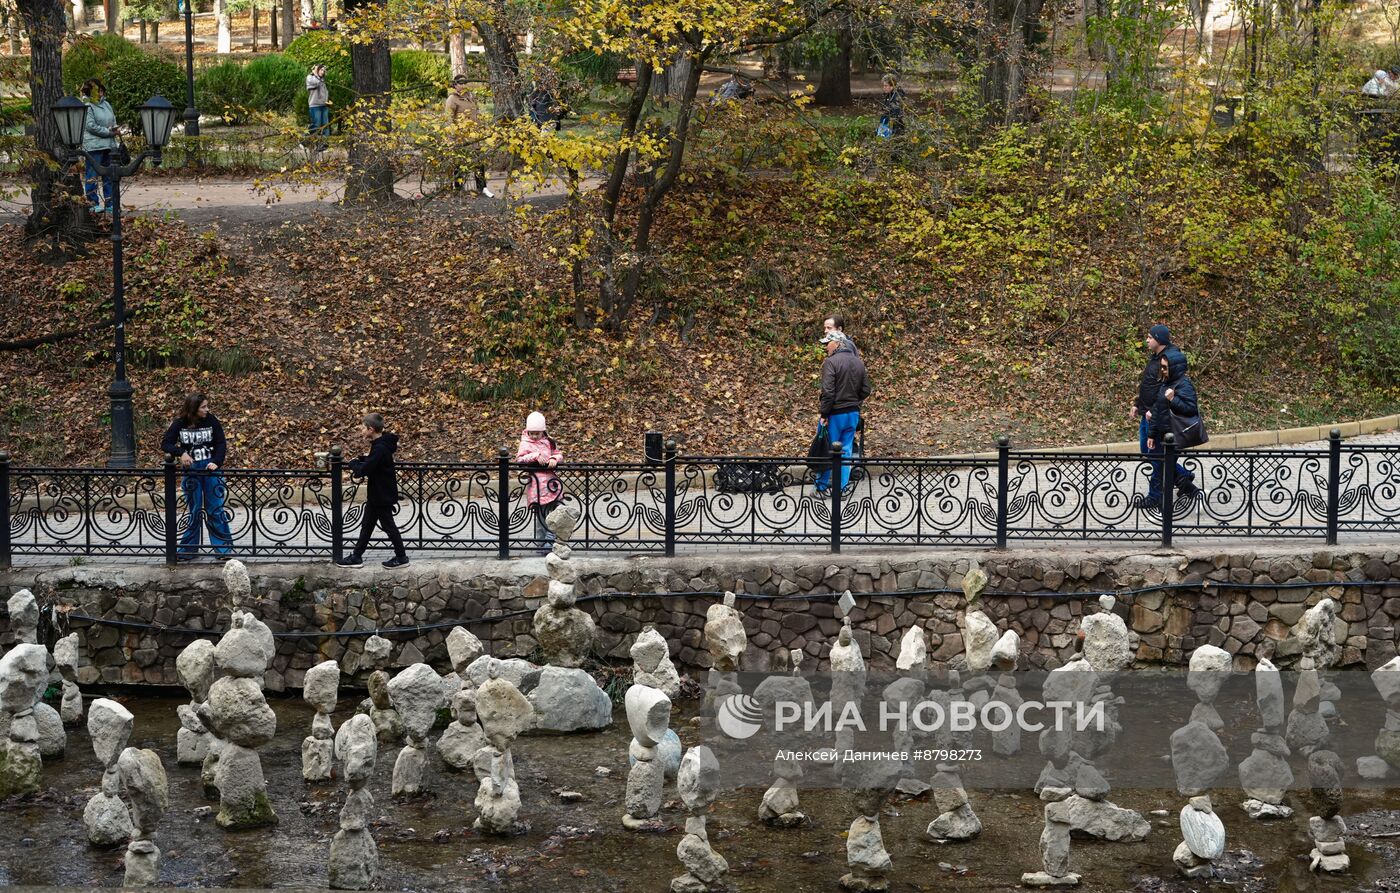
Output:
top-left (989, 629), bottom-right (1023, 757)
top-left (1306, 749), bottom-right (1349, 872)
top-left (1368, 655), bottom-right (1400, 779)
top-left (756, 649), bottom-right (813, 827)
top-left (175, 639), bottom-right (216, 766)
top-left (1169, 645), bottom-right (1231, 877)
top-left (704, 591), bottom-right (748, 713)
top-left (1293, 599), bottom-right (1341, 720)
top-left (362, 635), bottom-right (403, 744)
top-left (623, 683), bottom-right (672, 829)
top-left (1286, 657), bottom-right (1331, 756)
top-left (0, 643), bottom-right (47, 798)
top-left (531, 506), bottom-right (596, 668)
top-left (1238, 658), bottom-right (1294, 819)
top-left (54, 632), bottom-right (84, 726)
top-left (958, 563), bottom-right (997, 711)
top-left (473, 664), bottom-right (535, 834)
top-left (117, 745), bottom-right (169, 886)
top-left (84, 698), bottom-right (135, 847)
top-left (924, 625), bottom-right (983, 842)
top-left (841, 759), bottom-right (901, 892)
top-left (302, 659), bottom-right (341, 782)
top-left (388, 662), bottom-right (443, 796)
top-left (329, 714), bottom-right (379, 890)
top-left (438, 685), bottom-right (488, 772)
top-left (7, 590), bottom-right (65, 759)
top-left (830, 591), bottom-right (866, 768)
top-left (632, 625), bottom-right (682, 698)
top-left (1173, 797), bottom-right (1225, 880)
top-left (671, 745), bottom-right (728, 893)
top-left (205, 612), bottom-right (278, 828)
top-left (439, 625), bottom-right (484, 708)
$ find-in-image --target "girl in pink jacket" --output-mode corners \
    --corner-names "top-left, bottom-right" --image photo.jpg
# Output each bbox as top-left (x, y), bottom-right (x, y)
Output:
top-left (516, 411), bottom-right (564, 551)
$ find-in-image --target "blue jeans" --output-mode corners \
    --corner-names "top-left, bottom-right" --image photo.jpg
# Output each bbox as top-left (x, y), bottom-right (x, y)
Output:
top-left (1141, 417), bottom-right (1189, 500)
top-left (309, 105), bottom-right (330, 141)
top-left (181, 464), bottom-right (234, 555)
top-left (816, 410), bottom-right (861, 491)
top-left (84, 149), bottom-right (112, 208)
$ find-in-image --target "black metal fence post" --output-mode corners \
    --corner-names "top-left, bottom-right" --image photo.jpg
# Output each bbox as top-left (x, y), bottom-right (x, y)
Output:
top-left (830, 443), bottom-right (843, 553)
top-left (163, 453), bottom-right (178, 565)
top-left (497, 448), bottom-right (510, 560)
top-left (1326, 427), bottom-right (1341, 545)
top-left (329, 446), bottom-right (344, 562)
top-left (1161, 434), bottom-right (1176, 548)
top-left (996, 435), bottom-right (1009, 548)
top-left (664, 439), bottom-right (677, 558)
top-left (0, 451), bottom-right (11, 570)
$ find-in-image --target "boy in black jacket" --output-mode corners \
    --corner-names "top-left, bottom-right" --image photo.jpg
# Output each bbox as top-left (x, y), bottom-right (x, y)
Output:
top-left (337, 413), bottom-right (409, 568)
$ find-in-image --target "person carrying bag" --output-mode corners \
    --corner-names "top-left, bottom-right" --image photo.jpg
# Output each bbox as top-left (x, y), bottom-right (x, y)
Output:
top-left (1146, 352), bottom-right (1203, 501)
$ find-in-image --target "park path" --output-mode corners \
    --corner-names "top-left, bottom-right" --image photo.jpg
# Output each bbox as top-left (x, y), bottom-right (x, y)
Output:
top-left (7, 430), bottom-right (1399, 567)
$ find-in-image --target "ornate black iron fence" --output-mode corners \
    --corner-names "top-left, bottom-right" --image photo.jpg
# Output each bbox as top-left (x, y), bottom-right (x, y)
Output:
top-left (2, 431), bottom-right (1398, 566)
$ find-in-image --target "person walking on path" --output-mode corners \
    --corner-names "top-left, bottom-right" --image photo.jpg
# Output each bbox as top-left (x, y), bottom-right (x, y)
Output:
top-left (1146, 352), bottom-right (1203, 504)
top-left (516, 411), bottom-right (564, 553)
top-left (80, 79), bottom-right (119, 214)
top-left (306, 64), bottom-right (331, 154)
top-left (338, 413), bottom-right (409, 568)
top-left (823, 313), bottom-right (860, 355)
top-left (879, 74), bottom-right (906, 137)
top-left (1132, 324), bottom-right (1192, 506)
top-left (815, 331), bottom-right (871, 494)
top-left (445, 75), bottom-right (495, 197)
top-left (161, 392), bottom-right (234, 560)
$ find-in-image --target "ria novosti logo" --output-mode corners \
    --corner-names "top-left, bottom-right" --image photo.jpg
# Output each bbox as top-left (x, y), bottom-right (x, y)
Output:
top-left (715, 694), bottom-right (765, 740)
top-left (714, 695), bottom-right (1107, 740)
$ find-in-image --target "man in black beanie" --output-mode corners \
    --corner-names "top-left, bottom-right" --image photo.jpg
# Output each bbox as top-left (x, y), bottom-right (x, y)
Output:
top-left (1131, 324), bottom-right (1194, 507)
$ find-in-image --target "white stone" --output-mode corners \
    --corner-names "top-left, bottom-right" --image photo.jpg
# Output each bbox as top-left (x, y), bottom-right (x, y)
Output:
top-left (838, 590), bottom-right (857, 618)
top-left (631, 626), bottom-right (682, 697)
top-left (215, 619), bottom-right (270, 680)
top-left (335, 714), bottom-right (378, 783)
top-left (303, 660), bottom-right (341, 715)
top-left (962, 610), bottom-right (999, 672)
top-left (176, 639), bottom-right (216, 702)
top-left (1180, 800), bottom-right (1225, 860)
top-left (118, 747), bottom-right (169, 836)
top-left (1186, 645), bottom-right (1232, 703)
top-left (625, 684), bottom-right (671, 747)
top-left (895, 627), bottom-right (928, 672)
top-left (221, 559), bottom-right (252, 601)
top-left (476, 675), bottom-right (535, 748)
top-left (464, 655), bottom-right (540, 690)
top-left (703, 601), bottom-right (747, 672)
top-left (678, 746), bottom-right (721, 811)
top-left (53, 633), bottom-right (80, 672)
top-left (527, 666), bottom-right (612, 733)
top-left (1079, 611), bottom-right (1131, 673)
top-left (209, 676), bottom-right (277, 747)
top-left (446, 627), bottom-right (485, 675)
top-left (0, 645), bottom-right (48, 714)
top-left (1170, 721), bottom-right (1229, 795)
top-left (34, 702), bottom-right (65, 758)
top-left (1372, 657), bottom-right (1400, 708)
top-left (387, 663), bottom-right (443, 741)
top-left (88, 698), bottom-right (135, 767)
top-left (6, 590), bottom-right (39, 643)
top-left (991, 629), bottom-right (1020, 670)
top-left (363, 635), bottom-right (392, 669)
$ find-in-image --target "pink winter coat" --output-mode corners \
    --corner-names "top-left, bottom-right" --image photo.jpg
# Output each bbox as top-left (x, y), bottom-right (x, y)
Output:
top-left (516, 433), bottom-right (563, 506)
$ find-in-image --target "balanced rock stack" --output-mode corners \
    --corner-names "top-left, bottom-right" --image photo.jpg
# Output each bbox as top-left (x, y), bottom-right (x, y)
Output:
top-left (671, 746), bottom-right (728, 893)
top-left (7, 590), bottom-right (65, 759)
top-left (1307, 750), bottom-right (1349, 873)
top-left (438, 686), bottom-right (488, 771)
top-left (328, 714), bottom-right (379, 890)
top-left (531, 506), bottom-right (596, 668)
top-left (362, 635), bottom-right (403, 744)
top-left (206, 613), bottom-right (278, 829)
top-left (1239, 658), bottom-right (1294, 819)
top-left (840, 760), bottom-right (900, 892)
top-left (756, 649), bottom-right (812, 827)
top-left (1369, 656), bottom-right (1400, 777)
top-left (1173, 795), bottom-right (1225, 879)
top-left (440, 625), bottom-right (485, 704)
top-left (473, 665), bottom-right (535, 835)
top-left (388, 662), bottom-right (443, 796)
top-left (623, 684), bottom-right (672, 830)
top-left (1286, 657), bottom-right (1331, 756)
top-left (302, 659), bottom-right (341, 783)
top-left (631, 625), bottom-right (682, 698)
top-left (0, 643), bottom-right (48, 798)
top-left (175, 639), bottom-right (216, 766)
top-left (703, 591), bottom-right (748, 710)
top-left (84, 698), bottom-right (136, 847)
top-left (54, 632), bottom-right (84, 726)
top-left (990, 629), bottom-right (1023, 757)
top-left (118, 746), bottom-right (169, 887)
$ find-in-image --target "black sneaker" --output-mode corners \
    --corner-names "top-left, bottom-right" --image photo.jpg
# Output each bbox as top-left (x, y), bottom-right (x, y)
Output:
top-left (1135, 494), bottom-right (1162, 511)
top-left (1177, 482), bottom-right (1202, 500)
top-left (382, 555), bottom-right (410, 569)
top-left (336, 555), bottom-right (364, 568)
top-left (176, 553), bottom-right (199, 562)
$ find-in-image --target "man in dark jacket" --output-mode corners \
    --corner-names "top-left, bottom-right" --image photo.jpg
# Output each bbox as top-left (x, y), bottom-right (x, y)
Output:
top-left (816, 332), bottom-right (871, 493)
top-left (338, 413), bottom-right (409, 568)
top-left (1132, 324), bottom-right (1192, 506)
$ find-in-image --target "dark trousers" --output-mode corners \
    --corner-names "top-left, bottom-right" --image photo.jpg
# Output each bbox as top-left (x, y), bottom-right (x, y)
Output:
top-left (353, 502), bottom-right (406, 558)
top-left (452, 165), bottom-right (487, 192)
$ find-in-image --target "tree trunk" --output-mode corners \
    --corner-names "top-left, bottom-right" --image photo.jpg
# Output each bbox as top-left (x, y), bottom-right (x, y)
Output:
top-left (7, 14), bottom-right (20, 53)
top-left (475, 19), bottom-right (522, 118)
top-left (216, 0), bottom-right (230, 51)
top-left (251, 1), bottom-right (257, 50)
top-left (813, 24), bottom-right (852, 106)
top-left (346, 33), bottom-right (394, 202)
top-left (269, 1), bottom-right (277, 47)
top-left (103, 0), bottom-right (116, 32)
top-left (138, 18), bottom-right (145, 41)
top-left (18, 0), bottom-right (94, 246)
top-left (150, 18), bottom-right (156, 40)
top-left (449, 31), bottom-right (467, 77)
top-left (602, 47), bottom-right (707, 331)
top-left (281, 0), bottom-right (293, 45)
top-left (300, 0), bottom-right (312, 24)
top-left (978, 0), bottom-right (1044, 123)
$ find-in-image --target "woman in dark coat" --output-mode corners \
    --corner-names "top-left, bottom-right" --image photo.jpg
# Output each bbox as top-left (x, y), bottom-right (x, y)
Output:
top-left (1145, 353), bottom-right (1201, 500)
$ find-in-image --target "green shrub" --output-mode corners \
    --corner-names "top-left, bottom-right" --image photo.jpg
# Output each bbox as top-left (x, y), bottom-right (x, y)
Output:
top-left (103, 51), bottom-right (185, 128)
top-left (63, 33), bottom-right (143, 96)
top-left (196, 61), bottom-right (255, 124)
top-left (284, 31), bottom-right (351, 120)
top-left (391, 49), bottom-right (449, 97)
top-left (245, 54), bottom-right (307, 112)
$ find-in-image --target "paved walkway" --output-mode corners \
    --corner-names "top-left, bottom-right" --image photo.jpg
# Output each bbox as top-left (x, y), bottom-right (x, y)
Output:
top-left (7, 431), bottom-right (1398, 566)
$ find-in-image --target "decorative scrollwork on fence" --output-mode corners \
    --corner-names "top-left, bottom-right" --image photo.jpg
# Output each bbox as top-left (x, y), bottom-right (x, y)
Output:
top-left (10, 468), bottom-right (166, 556)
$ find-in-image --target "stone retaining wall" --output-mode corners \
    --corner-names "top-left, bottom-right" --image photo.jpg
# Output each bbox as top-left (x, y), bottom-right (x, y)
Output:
top-left (2, 544), bottom-right (1398, 691)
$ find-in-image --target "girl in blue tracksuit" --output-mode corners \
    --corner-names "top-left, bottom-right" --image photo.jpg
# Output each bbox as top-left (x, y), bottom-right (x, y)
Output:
top-left (161, 392), bottom-right (234, 559)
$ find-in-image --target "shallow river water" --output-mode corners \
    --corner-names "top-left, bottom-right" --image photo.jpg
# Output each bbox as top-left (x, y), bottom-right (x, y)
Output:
top-left (2, 692), bottom-right (1400, 892)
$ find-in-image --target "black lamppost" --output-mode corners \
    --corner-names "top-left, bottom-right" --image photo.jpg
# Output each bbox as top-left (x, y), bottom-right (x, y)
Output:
top-left (181, 0), bottom-right (200, 159)
top-left (51, 95), bottom-right (179, 469)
